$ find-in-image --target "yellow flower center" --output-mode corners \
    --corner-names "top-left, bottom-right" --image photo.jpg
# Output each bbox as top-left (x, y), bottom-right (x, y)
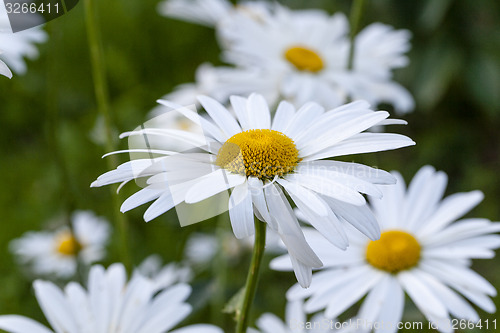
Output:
top-left (365, 230), bottom-right (421, 273)
top-left (284, 46), bottom-right (324, 72)
top-left (215, 129), bottom-right (300, 180)
top-left (56, 232), bottom-right (82, 256)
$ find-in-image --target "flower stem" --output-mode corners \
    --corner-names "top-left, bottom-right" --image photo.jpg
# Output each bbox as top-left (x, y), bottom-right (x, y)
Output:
top-left (235, 219), bottom-right (267, 333)
top-left (83, 0), bottom-right (131, 271)
top-left (347, 0), bottom-right (366, 70)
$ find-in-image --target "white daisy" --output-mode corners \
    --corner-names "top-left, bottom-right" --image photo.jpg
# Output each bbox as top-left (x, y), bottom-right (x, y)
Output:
top-left (0, 5), bottom-right (47, 75)
top-left (214, 4), bottom-right (413, 112)
top-left (0, 263), bottom-right (223, 333)
top-left (272, 166), bottom-right (500, 332)
top-left (136, 254), bottom-right (193, 292)
top-left (10, 210), bottom-right (110, 278)
top-left (91, 93), bottom-right (414, 287)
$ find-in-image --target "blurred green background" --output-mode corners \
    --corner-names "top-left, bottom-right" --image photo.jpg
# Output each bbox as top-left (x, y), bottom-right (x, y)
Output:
top-left (0, 0), bottom-right (499, 332)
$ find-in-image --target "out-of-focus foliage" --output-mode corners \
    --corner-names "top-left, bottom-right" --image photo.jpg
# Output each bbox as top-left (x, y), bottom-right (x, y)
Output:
top-left (0, 0), bottom-right (499, 332)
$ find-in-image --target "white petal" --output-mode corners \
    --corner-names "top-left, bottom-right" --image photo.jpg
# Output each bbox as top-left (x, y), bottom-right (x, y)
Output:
top-left (271, 100), bottom-right (295, 133)
top-left (418, 191), bottom-right (484, 237)
top-left (0, 315), bottom-right (54, 333)
top-left (289, 255), bottom-right (313, 288)
top-left (302, 133), bottom-right (415, 161)
top-left (374, 277), bottom-right (405, 333)
top-left (197, 95), bottom-right (241, 137)
top-left (323, 197), bottom-right (380, 240)
top-left (184, 169), bottom-right (245, 203)
top-left (229, 95), bottom-right (250, 130)
top-left (228, 182), bottom-right (255, 239)
top-left (398, 271), bottom-right (449, 319)
top-left (285, 173), bottom-right (366, 206)
top-left (283, 102), bottom-right (324, 140)
top-left (121, 186), bottom-right (164, 212)
top-left (170, 325), bottom-right (224, 333)
top-left (402, 166), bottom-right (447, 231)
top-left (264, 184), bottom-right (322, 268)
top-left (33, 281), bottom-right (78, 333)
top-left (247, 93), bottom-right (271, 129)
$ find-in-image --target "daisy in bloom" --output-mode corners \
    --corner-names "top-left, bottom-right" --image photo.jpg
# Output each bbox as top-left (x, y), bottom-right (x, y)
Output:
top-left (10, 210), bottom-right (110, 278)
top-left (159, 1), bottom-right (413, 113)
top-left (0, 10), bottom-right (48, 75)
top-left (272, 166), bottom-right (500, 332)
top-left (0, 263), bottom-right (223, 333)
top-left (91, 93), bottom-right (414, 287)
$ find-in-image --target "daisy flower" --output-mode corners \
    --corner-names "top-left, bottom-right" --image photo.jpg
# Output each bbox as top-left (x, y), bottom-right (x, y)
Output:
top-left (10, 210), bottom-right (110, 278)
top-left (0, 263), bottom-right (223, 333)
top-left (91, 94), bottom-right (414, 287)
top-left (272, 166), bottom-right (500, 332)
top-left (0, 7), bottom-right (47, 75)
top-left (217, 4), bottom-right (413, 112)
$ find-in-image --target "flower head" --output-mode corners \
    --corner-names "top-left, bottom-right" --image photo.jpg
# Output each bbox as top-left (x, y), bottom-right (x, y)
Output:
top-left (158, 1), bottom-right (414, 113)
top-left (0, 263), bottom-right (223, 333)
top-left (92, 94), bottom-right (414, 287)
top-left (10, 210), bottom-right (110, 278)
top-left (272, 166), bottom-right (500, 331)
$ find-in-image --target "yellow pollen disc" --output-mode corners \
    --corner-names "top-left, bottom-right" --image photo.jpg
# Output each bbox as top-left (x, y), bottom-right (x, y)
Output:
top-left (284, 46), bottom-right (324, 72)
top-left (366, 230), bottom-right (421, 273)
top-left (56, 232), bottom-right (82, 256)
top-left (215, 129), bottom-right (300, 180)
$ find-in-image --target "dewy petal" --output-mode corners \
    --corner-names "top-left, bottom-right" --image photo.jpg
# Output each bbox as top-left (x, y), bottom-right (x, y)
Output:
top-left (228, 182), bottom-right (255, 239)
top-left (0, 315), bottom-right (54, 333)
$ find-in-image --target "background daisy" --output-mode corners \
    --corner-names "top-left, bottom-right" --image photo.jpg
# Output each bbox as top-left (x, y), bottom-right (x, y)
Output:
top-left (272, 166), bottom-right (500, 332)
top-left (10, 210), bottom-right (110, 278)
top-left (0, 263), bottom-right (223, 333)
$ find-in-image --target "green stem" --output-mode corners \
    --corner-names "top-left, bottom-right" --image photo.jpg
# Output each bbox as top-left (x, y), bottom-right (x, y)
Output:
top-left (347, 0), bottom-right (366, 70)
top-left (83, 0), bottom-right (131, 271)
top-left (235, 219), bottom-right (267, 333)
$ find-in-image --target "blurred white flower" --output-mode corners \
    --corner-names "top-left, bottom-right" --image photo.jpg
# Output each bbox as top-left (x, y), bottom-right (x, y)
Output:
top-left (92, 94), bottom-right (414, 287)
top-left (136, 254), bottom-right (193, 292)
top-left (272, 166), bottom-right (500, 333)
top-left (0, 263), bottom-right (223, 333)
top-left (0, 6), bottom-right (47, 75)
top-left (158, 1), bottom-right (414, 113)
top-left (10, 210), bottom-right (110, 278)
